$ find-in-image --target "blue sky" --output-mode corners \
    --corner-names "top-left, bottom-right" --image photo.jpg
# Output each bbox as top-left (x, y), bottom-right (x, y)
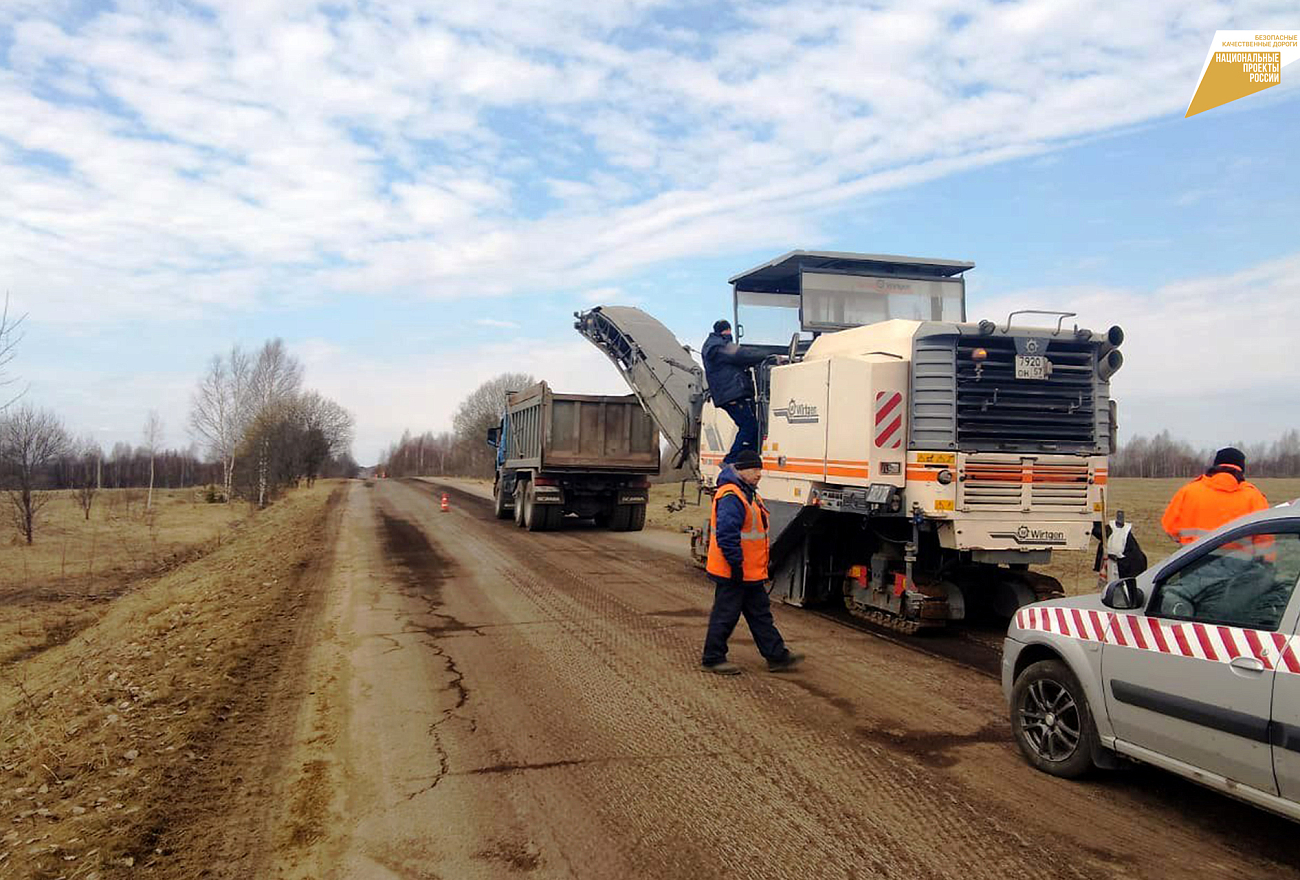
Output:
top-left (1, 0), bottom-right (1297, 463)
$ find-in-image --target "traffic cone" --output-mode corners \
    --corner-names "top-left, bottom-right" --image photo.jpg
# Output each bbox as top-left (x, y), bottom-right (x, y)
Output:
top-left (440, 493), bottom-right (450, 512)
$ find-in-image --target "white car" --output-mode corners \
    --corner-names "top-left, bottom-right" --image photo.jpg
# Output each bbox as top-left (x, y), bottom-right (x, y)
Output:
top-left (1003, 505), bottom-right (1300, 820)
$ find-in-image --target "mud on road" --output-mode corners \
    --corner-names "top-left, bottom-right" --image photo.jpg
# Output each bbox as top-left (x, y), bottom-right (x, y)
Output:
top-left (261, 478), bottom-right (1300, 880)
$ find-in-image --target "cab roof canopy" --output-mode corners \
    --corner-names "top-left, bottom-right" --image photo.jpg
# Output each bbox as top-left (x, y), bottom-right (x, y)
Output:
top-left (729, 250), bottom-right (975, 295)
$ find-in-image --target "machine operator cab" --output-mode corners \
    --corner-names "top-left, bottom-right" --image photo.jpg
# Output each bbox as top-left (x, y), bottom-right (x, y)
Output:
top-left (726, 250), bottom-right (974, 440)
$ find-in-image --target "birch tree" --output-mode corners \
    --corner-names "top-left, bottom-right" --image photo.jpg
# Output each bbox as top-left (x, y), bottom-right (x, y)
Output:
top-left (143, 410), bottom-right (164, 510)
top-left (189, 346), bottom-right (252, 501)
top-left (248, 340), bottom-right (303, 507)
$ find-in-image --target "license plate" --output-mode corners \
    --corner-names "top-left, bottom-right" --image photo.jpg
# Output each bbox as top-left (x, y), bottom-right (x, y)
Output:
top-left (1015, 355), bottom-right (1048, 380)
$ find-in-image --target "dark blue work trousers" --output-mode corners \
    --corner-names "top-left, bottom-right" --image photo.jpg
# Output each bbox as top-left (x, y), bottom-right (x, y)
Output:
top-left (720, 399), bottom-right (759, 464)
top-left (702, 577), bottom-right (789, 666)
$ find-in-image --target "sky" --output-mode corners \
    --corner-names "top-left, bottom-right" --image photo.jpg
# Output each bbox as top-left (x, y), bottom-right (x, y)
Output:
top-left (1, 0), bottom-right (1297, 464)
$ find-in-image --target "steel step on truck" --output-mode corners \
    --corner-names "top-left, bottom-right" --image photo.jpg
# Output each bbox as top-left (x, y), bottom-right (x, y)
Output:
top-left (487, 381), bottom-right (660, 532)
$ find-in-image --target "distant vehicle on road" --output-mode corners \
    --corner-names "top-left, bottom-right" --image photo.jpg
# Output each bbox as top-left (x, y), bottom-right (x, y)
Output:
top-left (487, 380), bottom-right (659, 532)
top-left (1004, 505), bottom-right (1300, 821)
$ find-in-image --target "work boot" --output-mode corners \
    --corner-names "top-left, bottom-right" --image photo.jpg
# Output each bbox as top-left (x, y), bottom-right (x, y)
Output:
top-left (767, 651), bottom-right (805, 672)
top-left (702, 661), bottom-right (741, 675)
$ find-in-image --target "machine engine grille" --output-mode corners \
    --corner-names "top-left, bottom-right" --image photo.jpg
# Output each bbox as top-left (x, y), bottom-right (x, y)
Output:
top-left (960, 457), bottom-right (1091, 511)
top-left (955, 337), bottom-right (1096, 450)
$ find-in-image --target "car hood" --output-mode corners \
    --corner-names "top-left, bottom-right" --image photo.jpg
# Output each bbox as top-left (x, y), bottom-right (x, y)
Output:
top-left (1007, 592), bottom-right (1113, 638)
top-left (1027, 593), bottom-right (1109, 613)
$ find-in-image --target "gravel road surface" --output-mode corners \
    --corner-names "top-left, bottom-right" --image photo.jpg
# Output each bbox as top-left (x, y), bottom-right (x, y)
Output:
top-left (268, 478), bottom-right (1300, 880)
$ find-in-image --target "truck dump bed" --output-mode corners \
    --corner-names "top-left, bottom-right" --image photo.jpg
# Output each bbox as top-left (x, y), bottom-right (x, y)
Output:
top-left (504, 381), bottom-right (660, 473)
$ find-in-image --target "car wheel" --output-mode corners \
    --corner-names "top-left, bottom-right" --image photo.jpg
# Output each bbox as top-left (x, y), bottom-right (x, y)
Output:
top-left (1010, 659), bottom-right (1097, 779)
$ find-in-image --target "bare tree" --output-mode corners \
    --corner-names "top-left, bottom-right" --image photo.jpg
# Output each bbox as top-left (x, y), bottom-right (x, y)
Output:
top-left (75, 436), bottom-right (100, 520)
top-left (189, 346), bottom-right (254, 501)
top-left (296, 390), bottom-right (355, 485)
top-left (0, 404), bottom-right (69, 544)
top-left (248, 340), bottom-right (304, 506)
top-left (143, 410), bottom-right (164, 510)
top-left (452, 372), bottom-right (536, 476)
top-left (0, 293), bottom-right (26, 411)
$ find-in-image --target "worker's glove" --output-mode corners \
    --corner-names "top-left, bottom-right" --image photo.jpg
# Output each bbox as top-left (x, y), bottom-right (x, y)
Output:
top-left (729, 569), bottom-right (744, 588)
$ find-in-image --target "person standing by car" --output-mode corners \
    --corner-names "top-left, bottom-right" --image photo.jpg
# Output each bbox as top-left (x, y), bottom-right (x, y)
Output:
top-left (701, 449), bottom-right (803, 675)
top-left (1092, 509), bottom-right (1147, 583)
top-left (702, 319), bottom-right (769, 465)
top-left (1161, 447), bottom-right (1270, 546)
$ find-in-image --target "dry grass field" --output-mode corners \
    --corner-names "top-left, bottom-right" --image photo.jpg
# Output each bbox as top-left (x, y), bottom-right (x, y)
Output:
top-left (0, 489), bottom-right (250, 664)
top-left (645, 477), bottom-right (1300, 595)
top-left (0, 482), bottom-right (338, 878)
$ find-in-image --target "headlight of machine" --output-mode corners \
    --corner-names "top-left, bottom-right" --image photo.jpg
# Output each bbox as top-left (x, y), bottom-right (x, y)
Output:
top-left (937, 469), bottom-right (954, 485)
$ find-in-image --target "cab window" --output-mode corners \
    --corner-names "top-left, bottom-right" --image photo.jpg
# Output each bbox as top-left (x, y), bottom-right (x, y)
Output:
top-left (1153, 527), bottom-right (1300, 631)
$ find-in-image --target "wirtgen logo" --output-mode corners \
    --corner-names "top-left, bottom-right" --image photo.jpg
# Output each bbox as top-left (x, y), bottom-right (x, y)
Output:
top-left (1187, 30), bottom-right (1298, 117)
top-left (991, 526), bottom-right (1069, 546)
top-left (773, 400), bottom-right (820, 424)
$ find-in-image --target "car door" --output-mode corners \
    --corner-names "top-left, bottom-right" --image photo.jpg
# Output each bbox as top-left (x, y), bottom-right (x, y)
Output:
top-left (1267, 531), bottom-right (1300, 801)
top-left (1102, 520), bottom-right (1300, 794)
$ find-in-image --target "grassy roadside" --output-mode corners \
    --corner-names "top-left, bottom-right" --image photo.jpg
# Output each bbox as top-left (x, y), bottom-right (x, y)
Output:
top-left (0, 482), bottom-right (341, 879)
top-left (0, 489), bottom-right (251, 665)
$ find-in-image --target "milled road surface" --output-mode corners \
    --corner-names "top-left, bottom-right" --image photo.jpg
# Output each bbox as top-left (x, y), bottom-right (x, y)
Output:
top-left (269, 479), bottom-right (1300, 880)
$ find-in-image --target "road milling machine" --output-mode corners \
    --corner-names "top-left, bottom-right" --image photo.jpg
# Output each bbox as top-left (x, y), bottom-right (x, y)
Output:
top-left (576, 251), bottom-right (1124, 632)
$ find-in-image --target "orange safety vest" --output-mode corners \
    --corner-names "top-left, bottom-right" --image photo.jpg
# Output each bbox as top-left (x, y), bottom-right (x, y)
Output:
top-left (706, 483), bottom-right (770, 582)
top-left (1161, 471), bottom-right (1270, 550)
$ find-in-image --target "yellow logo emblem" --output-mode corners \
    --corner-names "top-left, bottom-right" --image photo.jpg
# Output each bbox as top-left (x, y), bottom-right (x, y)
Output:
top-left (1187, 30), bottom-right (1298, 117)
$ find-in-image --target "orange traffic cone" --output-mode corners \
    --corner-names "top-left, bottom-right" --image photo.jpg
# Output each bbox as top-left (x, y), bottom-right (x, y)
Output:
top-left (440, 493), bottom-right (450, 512)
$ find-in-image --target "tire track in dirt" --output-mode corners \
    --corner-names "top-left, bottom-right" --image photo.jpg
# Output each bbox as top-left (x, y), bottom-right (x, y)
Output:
top-left (386, 484), bottom-right (1071, 877)
top-left (397, 478), bottom-right (1300, 880)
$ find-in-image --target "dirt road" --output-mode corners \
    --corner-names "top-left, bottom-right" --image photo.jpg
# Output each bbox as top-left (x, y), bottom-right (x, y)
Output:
top-left (268, 479), bottom-right (1300, 880)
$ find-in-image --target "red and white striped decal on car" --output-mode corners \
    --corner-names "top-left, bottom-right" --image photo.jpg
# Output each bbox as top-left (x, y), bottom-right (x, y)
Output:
top-left (1015, 607), bottom-right (1300, 673)
top-left (874, 392), bottom-right (903, 449)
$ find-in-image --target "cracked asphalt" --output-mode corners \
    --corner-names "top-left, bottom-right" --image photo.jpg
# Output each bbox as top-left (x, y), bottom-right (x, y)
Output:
top-left (266, 478), bottom-right (1300, 880)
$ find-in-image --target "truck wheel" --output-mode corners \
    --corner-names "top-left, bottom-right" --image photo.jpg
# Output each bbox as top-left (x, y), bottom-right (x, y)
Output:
top-left (514, 484), bottom-right (527, 528)
top-left (1010, 659), bottom-right (1098, 779)
top-left (524, 486), bottom-right (550, 532)
top-left (493, 482), bottom-right (513, 519)
top-left (608, 504), bottom-right (645, 532)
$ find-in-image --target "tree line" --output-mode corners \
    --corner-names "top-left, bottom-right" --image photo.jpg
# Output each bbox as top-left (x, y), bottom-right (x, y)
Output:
top-left (0, 329), bottom-right (358, 545)
top-left (1112, 429), bottom-right (1300, 478)
top-left (379, 372), bottom-right (535, 478)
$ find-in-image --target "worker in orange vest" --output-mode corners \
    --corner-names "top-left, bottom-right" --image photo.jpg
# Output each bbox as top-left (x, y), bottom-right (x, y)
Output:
top-left (1161, 447), bottom-right (1269, 546)
top-left (702, 449), bottom-right (804, 675)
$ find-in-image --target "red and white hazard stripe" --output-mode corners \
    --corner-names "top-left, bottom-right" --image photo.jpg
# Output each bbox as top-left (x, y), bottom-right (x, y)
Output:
top-left (874, 391), bottom-right (903, 449)
top-left (1015, 607), bottom-right (1300, 673)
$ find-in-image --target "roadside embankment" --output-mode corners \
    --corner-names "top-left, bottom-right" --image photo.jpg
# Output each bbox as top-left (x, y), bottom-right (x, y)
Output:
top-left (0, 482), bottom-right (341, 879)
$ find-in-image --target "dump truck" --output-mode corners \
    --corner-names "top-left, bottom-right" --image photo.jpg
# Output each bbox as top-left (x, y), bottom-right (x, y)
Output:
top-left (576, 250), bottom-right (1123, 630)
top-left (487, 381), bottom-right (660, 532)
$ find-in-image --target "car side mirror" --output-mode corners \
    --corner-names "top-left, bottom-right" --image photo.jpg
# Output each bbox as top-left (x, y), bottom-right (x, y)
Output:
top-left (486, 427), bottom-right (500, 448)
top-left (1102, 578), bottom-right (1145, 610)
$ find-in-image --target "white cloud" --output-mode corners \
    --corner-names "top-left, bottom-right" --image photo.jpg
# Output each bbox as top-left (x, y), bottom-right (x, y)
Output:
top-left (297, 336), bottom-right (632, 463)
top-left (3, 0), bottom-right (1292, 328)
top-left (971, 251), bottom-right (1300, 446)
top-left (474, 318), bottom-right (520, 328)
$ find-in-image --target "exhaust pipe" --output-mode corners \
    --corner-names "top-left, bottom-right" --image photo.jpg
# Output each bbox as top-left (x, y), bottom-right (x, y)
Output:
top-left (1098, 325), bottom-right (1124, 356)
top-left (1097, 348), bottom-right (1123, 382)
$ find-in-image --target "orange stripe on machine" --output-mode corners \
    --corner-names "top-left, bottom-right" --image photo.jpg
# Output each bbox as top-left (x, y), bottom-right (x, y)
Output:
top-left (1014, 607), bottom-right (1300, 674)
